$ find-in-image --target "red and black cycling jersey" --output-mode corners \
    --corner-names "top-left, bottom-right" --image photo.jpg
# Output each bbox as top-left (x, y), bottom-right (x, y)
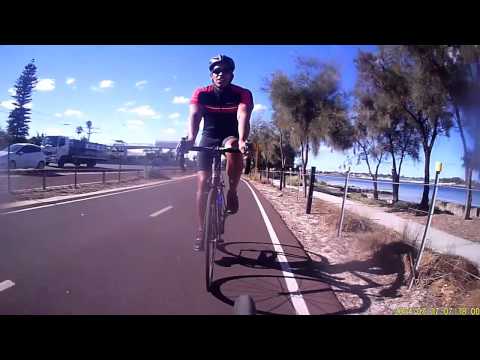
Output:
top-left (190, 84), bottom-right (254, 139)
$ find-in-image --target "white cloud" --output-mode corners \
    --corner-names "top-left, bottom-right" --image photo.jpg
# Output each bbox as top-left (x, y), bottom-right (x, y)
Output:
top-left (91, 80), bottom-right (115, 92)
top-left (43, 127), bottom-right (67, 136)
top-left (8, 88), bottom-right (15, 95)
top-left (127, 120), bottom-right (145, 126)
top-left (117, 103), bottom-right (161, 119)
top-left (172, 96), bottom-right (189, 104)
top-left (66, 78), bottom-right (76, 85)
top-left (168, 112), bottom-right (181, 119)
top-left (124, 101), bottom-right (136, 107)
top-left (135, 80), bottom-right (148, 89)
top-left (164, 87), bottom-right (172, 92)
top-left (125, 119), bottom-right (145, 131)
top-left (130, 105), bottom-right (156, 117)
top-left (1, 100), bottom-right (34, 110)
top-left (160, 128), bottom-right (176, 135)
top-left (173, 118), bottom-right (186, 125)
top-left (36, 79), bottom-right (55, 92)
top-left (99, 80), bottom-right (115, 89)
top-left (1, 100), bottom-right (15, 110)
top-left (55, 109), bottom-right (83, 118)
top-left (253, 104), bottom-right (267, 112)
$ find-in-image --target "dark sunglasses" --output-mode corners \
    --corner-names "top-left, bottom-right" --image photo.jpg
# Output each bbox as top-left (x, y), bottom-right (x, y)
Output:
top-left (211, 67), bottom-right (233, 75)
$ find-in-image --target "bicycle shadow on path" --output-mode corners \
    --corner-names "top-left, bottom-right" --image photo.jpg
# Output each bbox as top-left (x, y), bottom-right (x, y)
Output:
top-left (211, 240), bottom-right (413, 315)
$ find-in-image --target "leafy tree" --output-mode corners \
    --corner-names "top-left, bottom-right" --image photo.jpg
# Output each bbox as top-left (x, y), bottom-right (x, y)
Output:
top-left (354, 62), bottom-right (421, 202)
top-left (28, 132), bottom-right (45, 146)
top-left (355, 47), bottom-right (454, 210)
top-left (352, 108), bottom-right (388, 200)
top-left (264, 57), bottom-right (353, 196)
top-left (7, 59), bottom-right (38, 143)
top-left (0, 127), bottom-right (12, 149)
top-left (86, 120), bottom-right (93, 141)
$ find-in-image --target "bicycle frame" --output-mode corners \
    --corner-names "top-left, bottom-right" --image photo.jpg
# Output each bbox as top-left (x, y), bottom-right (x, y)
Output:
top-left (185, 145), bottom-right (239, 291)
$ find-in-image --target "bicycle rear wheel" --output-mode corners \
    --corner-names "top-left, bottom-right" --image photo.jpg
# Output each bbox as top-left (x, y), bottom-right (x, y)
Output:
top-left (204, 188), bottom-right (218, 292)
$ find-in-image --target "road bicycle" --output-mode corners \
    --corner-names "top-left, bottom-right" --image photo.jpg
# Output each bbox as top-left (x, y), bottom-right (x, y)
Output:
top-left (177, 139), bottom-right (252, 292)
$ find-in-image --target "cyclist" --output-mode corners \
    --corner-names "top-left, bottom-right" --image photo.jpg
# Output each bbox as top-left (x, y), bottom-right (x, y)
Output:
top-left (178, 54), bottom-right (254, 251)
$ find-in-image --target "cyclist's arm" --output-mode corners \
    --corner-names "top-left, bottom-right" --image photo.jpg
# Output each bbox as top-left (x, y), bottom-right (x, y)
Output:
top-left (187, 104), bottom-right (204, 142)
top-left (237, 90), bottom-right (254, 143)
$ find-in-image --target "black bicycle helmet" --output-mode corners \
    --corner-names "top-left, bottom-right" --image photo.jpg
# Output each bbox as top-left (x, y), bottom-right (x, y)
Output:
top-left (209, 54), bottom-right (235, 72)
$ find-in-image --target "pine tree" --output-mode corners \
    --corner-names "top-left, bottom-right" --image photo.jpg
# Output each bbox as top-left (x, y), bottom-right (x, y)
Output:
top-left (7, 59), bottom-right (38, 143)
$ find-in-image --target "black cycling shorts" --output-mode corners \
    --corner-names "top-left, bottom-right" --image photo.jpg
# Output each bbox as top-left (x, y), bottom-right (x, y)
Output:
top-left (197, 134), bottom-right (238, 172)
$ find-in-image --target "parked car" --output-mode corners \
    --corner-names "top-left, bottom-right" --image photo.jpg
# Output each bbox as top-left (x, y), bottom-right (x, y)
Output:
top-left (0, 143), bottom-right (47, 169)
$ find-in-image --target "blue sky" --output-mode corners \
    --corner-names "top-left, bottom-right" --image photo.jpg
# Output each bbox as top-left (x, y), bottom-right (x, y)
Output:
top-left (0, 45), bottom-right (469, 179)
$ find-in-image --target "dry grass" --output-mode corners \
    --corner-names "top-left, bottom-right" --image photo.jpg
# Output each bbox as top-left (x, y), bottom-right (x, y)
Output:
top-left (341, 213), bottom-right (375, 233)
top-left (415, 250), bottom-right (480, 307)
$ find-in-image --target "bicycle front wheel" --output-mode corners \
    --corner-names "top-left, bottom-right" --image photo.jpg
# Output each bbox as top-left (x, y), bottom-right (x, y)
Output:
top-left (204, 188), bottom-right (218, 292)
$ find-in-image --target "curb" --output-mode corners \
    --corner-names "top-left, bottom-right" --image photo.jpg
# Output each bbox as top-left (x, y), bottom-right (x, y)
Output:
top-left (0, 174), bottom-right (195, 213)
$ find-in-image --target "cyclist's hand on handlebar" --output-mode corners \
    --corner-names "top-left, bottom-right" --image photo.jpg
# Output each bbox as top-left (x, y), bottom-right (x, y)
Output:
top-left (176, 136), bottom-right (194, 156)
top-left (239, 140), bottom-right (251, 155)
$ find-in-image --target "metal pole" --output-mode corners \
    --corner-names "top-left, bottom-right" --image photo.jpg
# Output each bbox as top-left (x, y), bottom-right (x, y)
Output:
top-left (297, 168), bottom-right (302, 200)
top-left (42, 169), bottom-right (46, 190)
top-left (280, 168), bottom-right (284, 191)
top-left (118, 158), bottom-right (121, 182)
top-left (408, 165), bottom-right (442, 290)
top-left (74, 165), bottom-right (78, 188)
top-left (337, 167), bottom-right (351, 237)
top-left (7, 143), bottom-right (11, 193)
top-left (267, 167), bottom-right (270, 184)
top-left (303, 166), bottom-right (307, 198)
top-left (102, 171), bottom-right (106, 184)
top-left (306, 166), bottom-right (316, 214)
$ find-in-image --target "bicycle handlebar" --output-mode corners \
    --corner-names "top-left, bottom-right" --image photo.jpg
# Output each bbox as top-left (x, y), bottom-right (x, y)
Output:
top-left (176, 140), bottom-right (252, 174)
top-left (189, 146), bottom-right (242, 154)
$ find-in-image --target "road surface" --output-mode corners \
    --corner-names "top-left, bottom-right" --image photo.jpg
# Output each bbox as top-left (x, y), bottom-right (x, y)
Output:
top-left (0, 176), bottom-right (343, 315)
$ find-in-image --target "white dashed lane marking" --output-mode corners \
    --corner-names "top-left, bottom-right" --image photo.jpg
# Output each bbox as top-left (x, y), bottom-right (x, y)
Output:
top-left (149, 206), bottom-right (173, 218)
top-left (0, 280), bottom-right (15, 292)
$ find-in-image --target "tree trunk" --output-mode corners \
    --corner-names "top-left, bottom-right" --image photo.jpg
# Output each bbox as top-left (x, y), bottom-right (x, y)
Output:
top-left (392, 169), bottom-right (400, 203)
top-left (388, 135), bottom-right (400, 204)
top-left (465, 168), bottom-right (473, 220)
top-left (420, 148), bottom-right (431, 211)
top-left (372, 174), bottom-right (379, 200)
top-left (303, 142), bottom-right (309, 198)
top-left (279, 130), bottom-right (285, 169)
top-left (454, 104), bottom-right (474, 219)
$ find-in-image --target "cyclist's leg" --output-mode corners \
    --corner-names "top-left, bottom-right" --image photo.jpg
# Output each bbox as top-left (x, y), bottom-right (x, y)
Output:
top-left (222, 136), bottom-right (243, 214)
top-left (194, 136), bottom-right (219, 250)
top-left (196, 170), bottom-right (211, 233)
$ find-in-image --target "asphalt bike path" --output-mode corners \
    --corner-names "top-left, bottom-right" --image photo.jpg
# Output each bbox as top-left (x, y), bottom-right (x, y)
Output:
top-left (0, 176), bottom-right (343, 314)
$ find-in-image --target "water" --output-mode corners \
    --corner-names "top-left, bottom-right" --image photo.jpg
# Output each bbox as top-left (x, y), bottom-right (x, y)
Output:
top-left (316, 175), bottom-right (480, 207)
